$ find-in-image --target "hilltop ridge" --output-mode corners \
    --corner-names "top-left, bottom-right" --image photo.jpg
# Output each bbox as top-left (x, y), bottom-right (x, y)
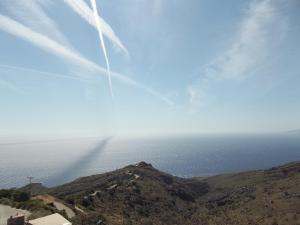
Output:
top-left (46, 160), bottom-right (300, 225)
top-left (1, 161), bottom-right (300, 225)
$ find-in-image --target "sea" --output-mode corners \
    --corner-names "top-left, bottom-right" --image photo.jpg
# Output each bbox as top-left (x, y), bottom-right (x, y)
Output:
top-left (0, 133), bottom-right (300, 189)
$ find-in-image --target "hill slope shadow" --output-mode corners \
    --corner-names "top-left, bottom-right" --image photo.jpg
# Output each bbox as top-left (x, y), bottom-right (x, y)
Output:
top-left (47, 136), bottom-right (113, 186)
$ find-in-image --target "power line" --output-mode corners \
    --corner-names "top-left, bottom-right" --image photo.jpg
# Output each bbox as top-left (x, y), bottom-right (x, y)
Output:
top-left (27, 176), bottom-right (34, 197)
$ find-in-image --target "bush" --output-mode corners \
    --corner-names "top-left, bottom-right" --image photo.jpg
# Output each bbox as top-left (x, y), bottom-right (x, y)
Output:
top-left (65, 196), bottom-right (75, 205)
top-left (12, 191), bottom-right (30, 202)
top-left (0, 189), bottom-right (14, 199)
top-left (82, 197), bottom-right (92, 207)
top-left (0, 197), bottom-right (11, 205)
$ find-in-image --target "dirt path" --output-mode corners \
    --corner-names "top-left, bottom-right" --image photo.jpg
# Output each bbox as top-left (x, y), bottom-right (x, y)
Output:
top-left (34, 195), bottom-right (75, 218)
top-left (53, 201), bottom-right (75, 218)
top-left (0, 204), bottom-right (30, 225)
top-left (75, 205), bottom-right (85, 214)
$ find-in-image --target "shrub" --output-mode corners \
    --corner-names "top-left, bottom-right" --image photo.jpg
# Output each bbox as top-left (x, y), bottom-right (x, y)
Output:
top-left (0, 189), bottom-right (14, 199)
top-left (82, 197), bottom-right (92, 207)
top-left (65, 196), bottom-right (75, 205)
top-left (12, 191), bottom-right (30, 202)
top-left (0, 197), bottom-right (11, 205)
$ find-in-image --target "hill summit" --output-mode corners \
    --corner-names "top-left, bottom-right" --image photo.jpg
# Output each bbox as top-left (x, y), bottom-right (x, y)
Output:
top-left (42, 160), bottom-right (300, 225)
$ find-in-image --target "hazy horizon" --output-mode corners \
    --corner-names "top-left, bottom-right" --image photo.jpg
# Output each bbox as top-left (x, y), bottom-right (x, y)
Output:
top-left (1, 133), bottom-right (300, 188)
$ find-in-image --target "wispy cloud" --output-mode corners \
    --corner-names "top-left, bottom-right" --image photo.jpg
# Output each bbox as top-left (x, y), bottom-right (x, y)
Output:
top-left (0, 14), bottom-right (172, 105)
top-left (90, 0), bottom-right (113, 98)
top-left (63, 0), bottom-right (128, 55)
top-left (206, 0), bottom-right (278, 80)
top-left (187, 85), bottom-right (210, 113)
top-left (153, 0), bottom-right (164, 16)
top-left (188, 0), bottom-right (286, 112)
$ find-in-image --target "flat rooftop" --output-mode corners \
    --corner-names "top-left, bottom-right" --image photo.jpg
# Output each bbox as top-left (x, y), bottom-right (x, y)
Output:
top-left (28, 213), bottom-right (71, 225)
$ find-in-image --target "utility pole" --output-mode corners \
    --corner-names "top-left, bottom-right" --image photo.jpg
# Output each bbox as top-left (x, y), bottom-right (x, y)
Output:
top-left (27, 176), bottom-right (34, 198)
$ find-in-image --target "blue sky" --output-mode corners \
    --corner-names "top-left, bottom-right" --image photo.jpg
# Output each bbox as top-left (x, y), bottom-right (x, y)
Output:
top-left (0, 0), bottom-right (299, 137)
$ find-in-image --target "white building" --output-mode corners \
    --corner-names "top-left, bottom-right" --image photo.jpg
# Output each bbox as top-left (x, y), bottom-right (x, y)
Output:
top-left (27, 213), bottom-right (71, 225)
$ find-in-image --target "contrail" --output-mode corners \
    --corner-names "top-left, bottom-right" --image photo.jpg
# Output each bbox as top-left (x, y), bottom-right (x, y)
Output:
top-left (0, 79), bottom-right (25, 94)
top-left (90, 0), bottom-right (113, 99)
top-left (0, 14), bottom-right (97, 72)
top-left (1, 0), bottom-right (72, 48)
top-left (0, 64), bottom-right (97, 96)
top-left (0, 64), bottom-right (91, 82)
top-left (111, 71), bottom-right (174, 106)
top-left (63, 0), bottom-right (128, 55)
top-left (0, 14), bottom-right (172, 105)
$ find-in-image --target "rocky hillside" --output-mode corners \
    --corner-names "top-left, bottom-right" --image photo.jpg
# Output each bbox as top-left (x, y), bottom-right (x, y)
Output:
top-left (47, 161), bottom-right (300, 225)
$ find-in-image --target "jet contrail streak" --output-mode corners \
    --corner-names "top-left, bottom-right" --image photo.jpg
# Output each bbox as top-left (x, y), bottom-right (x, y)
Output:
top-left (63, 0), bottom-right (128, 55)
top-left (90, 0), bottom-right (113, 99)
top-left (0, 79), bottom-right (25, 94)
top-left (1, 0), bottom-right (71, 48)
top-left (0, 14), bottom-right (172, 105)
top-left (111, 71), bottom-right (173, 106)
top-left (0, 64), bottom-right (92, 83)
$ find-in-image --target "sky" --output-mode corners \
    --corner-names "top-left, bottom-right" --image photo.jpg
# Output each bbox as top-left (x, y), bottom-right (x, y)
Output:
top-left (0, 0), bottom-right (299, 137)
